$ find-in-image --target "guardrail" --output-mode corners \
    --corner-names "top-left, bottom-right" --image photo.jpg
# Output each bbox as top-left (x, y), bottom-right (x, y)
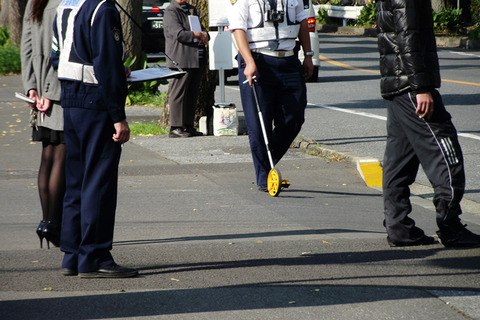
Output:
top-left (316, 5), bottom-right (364, 26)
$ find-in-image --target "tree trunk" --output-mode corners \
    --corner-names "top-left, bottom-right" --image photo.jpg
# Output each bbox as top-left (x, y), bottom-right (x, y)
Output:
top-left (0, 0), bottom-right (10, 28)
top-left (8, 0), bottom-right (27, 46)
top-left (189, 0), bottom-right (216, 132)
top-left (116, 0), bottom-right (143, 71)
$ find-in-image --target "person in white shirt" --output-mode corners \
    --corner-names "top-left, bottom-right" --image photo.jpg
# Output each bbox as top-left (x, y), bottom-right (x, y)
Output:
top-left (228, 0), bottom-right (313, 192)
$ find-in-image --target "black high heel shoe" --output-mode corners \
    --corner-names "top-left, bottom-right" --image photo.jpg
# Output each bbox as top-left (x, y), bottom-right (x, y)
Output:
top-left (42, 221), bottom-right (61, 249)
top-left (36, 220), bottom-right (46, 248)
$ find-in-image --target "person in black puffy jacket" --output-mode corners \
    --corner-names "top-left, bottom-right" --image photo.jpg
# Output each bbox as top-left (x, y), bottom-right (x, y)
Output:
top-left (376, 0), bottom-right (480, 248)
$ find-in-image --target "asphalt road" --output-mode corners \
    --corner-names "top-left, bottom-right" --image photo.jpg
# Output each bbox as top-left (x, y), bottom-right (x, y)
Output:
top-left (1, 33), bottom-right (480, 320)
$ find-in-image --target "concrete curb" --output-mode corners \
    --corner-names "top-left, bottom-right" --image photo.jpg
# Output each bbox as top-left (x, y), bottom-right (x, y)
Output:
top-left (292, 135), bottom-right (378, 164)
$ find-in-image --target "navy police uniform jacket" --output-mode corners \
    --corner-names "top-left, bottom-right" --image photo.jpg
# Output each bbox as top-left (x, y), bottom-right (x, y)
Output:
top-left (52, 0), bottom-right (127, 123)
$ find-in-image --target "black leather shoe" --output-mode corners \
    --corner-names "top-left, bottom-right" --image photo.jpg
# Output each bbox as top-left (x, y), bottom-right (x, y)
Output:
top-left (169, 128), bottom-right (192, 138)
top-left (78, 263), bottom-right (138, 278)
top-left (387, 235), bottom-right (438, 247)
top-left (62, 268), bottom-right (78, 276)
top-left (184, 127), bottom-right (203, 136)
top-left (437, 225), bottom-right (480, 248)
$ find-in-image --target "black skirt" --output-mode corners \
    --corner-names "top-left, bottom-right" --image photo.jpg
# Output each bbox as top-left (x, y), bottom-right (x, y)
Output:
top-left (32, 126), bottom-right (65, 145)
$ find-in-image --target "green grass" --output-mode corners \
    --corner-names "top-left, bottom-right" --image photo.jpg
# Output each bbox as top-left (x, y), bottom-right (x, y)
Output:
top-left (129, 121), bottom-right (168, 136)
top-left (126, 91), bottom-right (166, 107)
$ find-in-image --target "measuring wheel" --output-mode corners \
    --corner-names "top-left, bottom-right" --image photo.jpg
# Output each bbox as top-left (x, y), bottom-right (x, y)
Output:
top-left (267, 168), bottom-right (282, 197)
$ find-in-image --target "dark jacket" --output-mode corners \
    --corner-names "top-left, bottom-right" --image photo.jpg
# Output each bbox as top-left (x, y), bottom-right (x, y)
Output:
top-left (52, 0), bottom-right (127, 123)
top-left (163, 1), bottom-right (208, 69)
top-left (376, 0), bottom-right (441, 98)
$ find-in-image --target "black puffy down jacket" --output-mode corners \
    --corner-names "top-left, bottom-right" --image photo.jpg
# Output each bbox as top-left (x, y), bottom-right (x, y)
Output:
top-left (376, 0), bottom-right (441, 98)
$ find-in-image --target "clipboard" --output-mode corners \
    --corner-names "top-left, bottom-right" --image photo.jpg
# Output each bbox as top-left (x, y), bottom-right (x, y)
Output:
top-left (189, 16), bottom-right (201, 42)
top-left (127, 67), bottom-right (185, 83)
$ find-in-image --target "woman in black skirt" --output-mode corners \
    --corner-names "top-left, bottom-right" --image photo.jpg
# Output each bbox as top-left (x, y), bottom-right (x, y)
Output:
top-left (21, 0), bottom-right (64, 249)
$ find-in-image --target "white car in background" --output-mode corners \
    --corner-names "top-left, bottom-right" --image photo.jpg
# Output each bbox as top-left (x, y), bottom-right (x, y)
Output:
top-left (299, 0), bottom-right (321, 82)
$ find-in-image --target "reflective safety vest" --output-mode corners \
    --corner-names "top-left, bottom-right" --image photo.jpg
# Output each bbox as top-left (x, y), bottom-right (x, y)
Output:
top-left (53, 0), bottom-right (108, 85)
top-left (246, 0), bottom-right (301, 48)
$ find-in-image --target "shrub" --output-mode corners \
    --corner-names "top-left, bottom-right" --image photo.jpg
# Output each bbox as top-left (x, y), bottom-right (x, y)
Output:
top-left (356, 2), bottom-right (376, 27)
top-left (317, 8), bottom-right (332, 24)
top-left (0, 46), bottom-right (21, 75)
top-left (472, 0), bottom-right (480, 25)
top-left (0, 27), bottom-right (10, 47)
top-left (433, 7), bottom-right (463, 34)
top-left (468, 25), bottom-right (480, 39)
top-left (0, 27), bottom-right (21, 75)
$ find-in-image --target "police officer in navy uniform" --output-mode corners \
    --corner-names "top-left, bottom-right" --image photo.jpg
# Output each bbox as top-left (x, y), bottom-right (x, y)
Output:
top-left (228, 0), bottom-right (313, 191)
top-left (52, 0), bottom-right (138, 277)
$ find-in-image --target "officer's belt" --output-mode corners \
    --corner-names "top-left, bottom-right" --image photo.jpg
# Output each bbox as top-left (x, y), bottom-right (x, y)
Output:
top-left (251, 49), bottom-right (295, 57)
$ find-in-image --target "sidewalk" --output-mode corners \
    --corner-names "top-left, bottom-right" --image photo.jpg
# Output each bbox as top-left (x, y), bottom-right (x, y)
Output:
top-left (1, 74), bottom-right (480, 320)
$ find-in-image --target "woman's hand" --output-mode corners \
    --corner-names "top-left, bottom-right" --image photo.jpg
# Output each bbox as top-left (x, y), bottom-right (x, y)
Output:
top-left (27, 89), bottom-right (39, 109)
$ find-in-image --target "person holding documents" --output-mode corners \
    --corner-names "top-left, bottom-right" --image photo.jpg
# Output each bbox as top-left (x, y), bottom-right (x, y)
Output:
top-left (163, 0), bottom-right (209, 138)
top-left (21, 0), bottom-right (65, 249)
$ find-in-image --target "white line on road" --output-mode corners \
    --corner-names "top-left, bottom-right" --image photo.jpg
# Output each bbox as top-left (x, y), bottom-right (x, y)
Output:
top-left (309, 103), bottom-right (480, 141)
top-left (226, 87), bottom-right (480, 141)
top-left (441, 49), bottom-right (480, 58)
top-left (309, 103), bottom-right (387, 121)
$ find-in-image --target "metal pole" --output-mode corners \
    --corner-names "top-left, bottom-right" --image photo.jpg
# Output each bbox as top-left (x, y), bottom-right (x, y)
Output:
top-left (218, 26), bottom-right (226, 102)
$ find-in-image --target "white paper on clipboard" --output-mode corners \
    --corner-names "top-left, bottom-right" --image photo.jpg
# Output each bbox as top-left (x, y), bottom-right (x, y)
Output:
top-left (127, 67), bottom-right (185, 83)
top-left (189, 15), bottom-right (201, 42)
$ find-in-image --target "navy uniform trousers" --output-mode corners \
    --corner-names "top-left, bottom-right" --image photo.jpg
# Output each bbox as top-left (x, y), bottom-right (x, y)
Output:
top-left (383, 89), bottom-right (465, 244)
top-left (237, 52), bottom-right (306, 187)
top-left (61, 107), bottom-right (122, 273)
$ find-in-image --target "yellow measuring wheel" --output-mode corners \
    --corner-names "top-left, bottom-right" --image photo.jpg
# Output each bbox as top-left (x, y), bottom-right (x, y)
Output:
top-left (267, 168), bottom-right (281, 197)
top-left (251, 78), bottom-right (288, 197)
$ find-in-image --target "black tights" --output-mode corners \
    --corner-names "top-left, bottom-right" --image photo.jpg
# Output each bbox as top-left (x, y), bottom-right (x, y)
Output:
top-left (37, 141), bottom-right (66, 223)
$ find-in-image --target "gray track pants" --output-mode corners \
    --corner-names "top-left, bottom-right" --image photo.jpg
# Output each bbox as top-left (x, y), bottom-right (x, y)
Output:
top-left (382, 89), bottom-right (465, 243)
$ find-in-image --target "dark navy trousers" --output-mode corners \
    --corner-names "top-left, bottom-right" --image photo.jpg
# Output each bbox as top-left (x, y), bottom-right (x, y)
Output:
top-left (383, 90), bottom-right (465, 244)
top-left (237, 52), bottom-right (306, 186)
top-left (61, 108), bottom-right (122, 273)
